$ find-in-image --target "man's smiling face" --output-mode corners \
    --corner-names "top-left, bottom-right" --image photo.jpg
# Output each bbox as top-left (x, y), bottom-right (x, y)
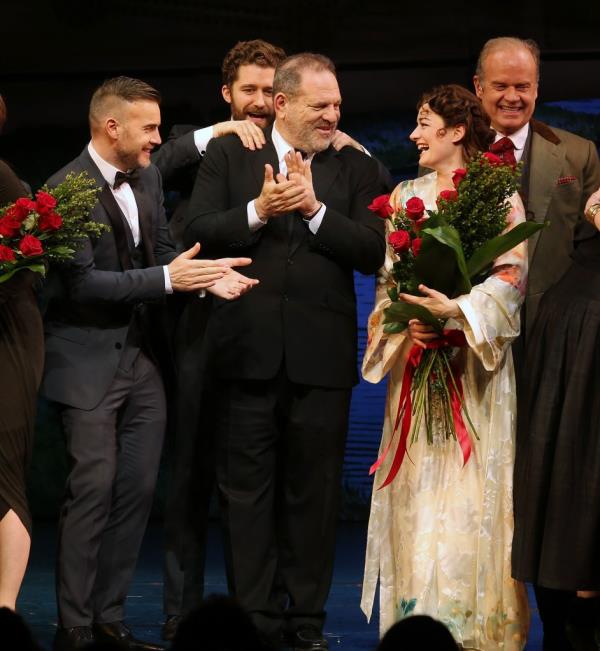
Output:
top-left (222, 63), bottom-right (275, 129)
top-left (474, 45), bottom-right (538, 136)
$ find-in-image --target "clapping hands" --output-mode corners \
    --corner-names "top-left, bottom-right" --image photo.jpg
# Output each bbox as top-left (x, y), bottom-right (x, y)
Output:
top-left (254, 150), bottom-right (320, 220)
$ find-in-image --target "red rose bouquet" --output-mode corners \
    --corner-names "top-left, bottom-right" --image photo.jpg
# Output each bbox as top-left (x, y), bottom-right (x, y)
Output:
top-left (0, 172), bottom-right (105, 283)
top-left (368, 152), bottom-right (545, 486)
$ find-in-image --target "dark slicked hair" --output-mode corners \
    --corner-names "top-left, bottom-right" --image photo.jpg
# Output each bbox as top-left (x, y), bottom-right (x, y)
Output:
top-left (273, 53), bottom-right (336, 98)
top-left (221, 39), bottom-right (286, 87)
top-left (418, 84), bottom-right (495, 160)
top-left (89, 76), bottom-right (161, 127)
top-left (476, 36), bottom-right (541, 81)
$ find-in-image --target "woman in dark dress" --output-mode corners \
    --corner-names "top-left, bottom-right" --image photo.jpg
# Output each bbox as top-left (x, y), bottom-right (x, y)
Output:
top-left (512, 187), bottom-right (600, 649)
top-left (0, 95), bottom-right (44, 609)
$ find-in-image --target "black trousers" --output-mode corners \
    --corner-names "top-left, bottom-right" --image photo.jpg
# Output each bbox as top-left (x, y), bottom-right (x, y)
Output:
top-left (56, 350), bottom-right (166, 628)
top-left (162, 295), bottom-right (215, 616)
top-left (215, 370), bottom-right (351, 637)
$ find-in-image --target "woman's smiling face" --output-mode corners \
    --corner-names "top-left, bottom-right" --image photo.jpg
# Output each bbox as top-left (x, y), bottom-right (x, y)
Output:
top-left (410, 103), bottom-right (461, 171)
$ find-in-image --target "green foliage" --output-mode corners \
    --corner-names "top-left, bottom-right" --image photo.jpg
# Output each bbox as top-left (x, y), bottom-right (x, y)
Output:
top-left (432, 153), bottom-right (522, 260)
top-left (36, 172), bottom-right (107, 258)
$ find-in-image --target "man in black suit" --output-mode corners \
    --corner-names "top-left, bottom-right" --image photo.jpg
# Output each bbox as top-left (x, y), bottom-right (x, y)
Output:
top-left (184, 53), bottom-right (386, 650)
top-left (41, 76), bottom-right (255, 651)
top-left (151, 40), bottom-right (287, 640)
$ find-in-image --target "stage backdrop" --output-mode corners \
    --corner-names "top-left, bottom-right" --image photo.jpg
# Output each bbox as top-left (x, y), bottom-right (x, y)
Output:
top-left (27, 99), bottom-right (600, 520)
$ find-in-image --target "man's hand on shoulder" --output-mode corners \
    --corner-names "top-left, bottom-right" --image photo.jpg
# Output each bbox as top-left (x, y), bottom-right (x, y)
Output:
top-left (331, 130), bottom-right (366, 153)
top-left (213, 120), bottom-right (266, 151)
top-left (254, 163), bottom-right (308, 220)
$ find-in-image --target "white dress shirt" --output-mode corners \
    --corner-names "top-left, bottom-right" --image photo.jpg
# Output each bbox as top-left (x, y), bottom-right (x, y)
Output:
top-left (88, 142), bottom-right (172, 292)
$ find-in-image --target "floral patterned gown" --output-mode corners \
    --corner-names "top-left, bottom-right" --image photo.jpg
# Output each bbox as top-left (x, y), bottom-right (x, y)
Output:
top-left (361, 172), bottom-right (530, 650)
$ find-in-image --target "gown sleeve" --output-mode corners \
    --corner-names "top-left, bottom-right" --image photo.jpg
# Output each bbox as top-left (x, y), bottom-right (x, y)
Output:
top-left (454, 192), bottom-right (528, 371)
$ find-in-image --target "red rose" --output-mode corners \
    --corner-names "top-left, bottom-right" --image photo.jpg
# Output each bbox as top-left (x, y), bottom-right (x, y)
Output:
top-left (411, 238), bottom-right (422, 256)
top-left (368, 194), bottom-right (393, 219)
top-left (39, 211), bottom-right (63, 232)
top-left (482, 151), bottom-right (503, 166)
top-left (35, 191), bottom-right (58, 215)
top-left (0, 214), bottom-right (22, 238)
top-left (452, 168), bottom-right (467, 188)
top-left (405, 196), bottom-right (425, 220)
top-left (437, 189), bottom-right (458, 206)
top-left (13, 197), bottom-right (37, 219)
top-left (0, 244), bottom-right (16, 262)
top-left (388, 230), bottom-right (411, 254)
top-left (18, 234), bottom-right (43, 257)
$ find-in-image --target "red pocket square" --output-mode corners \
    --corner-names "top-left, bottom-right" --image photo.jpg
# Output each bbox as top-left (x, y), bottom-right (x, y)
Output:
top-left (557, 175), bottom-right (577, 185)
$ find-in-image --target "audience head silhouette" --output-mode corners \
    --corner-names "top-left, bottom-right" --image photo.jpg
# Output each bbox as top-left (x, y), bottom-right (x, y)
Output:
top-left (171, 594), bottom-right (267, 651)
top-left (377, 615), bottom-right (458, 651)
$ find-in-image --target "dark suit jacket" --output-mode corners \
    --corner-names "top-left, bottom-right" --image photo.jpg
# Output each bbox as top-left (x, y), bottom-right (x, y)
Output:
top-left (184, 127), bottom-right (386, 389)
top-left (41, 147), bottom-right (178, 410)
top-left (521, 119), bottom-right (600, 333)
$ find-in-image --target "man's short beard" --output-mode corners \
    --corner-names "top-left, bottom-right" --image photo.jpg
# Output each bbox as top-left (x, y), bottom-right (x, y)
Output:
top-left (115, 146), bottom-right (142, 171)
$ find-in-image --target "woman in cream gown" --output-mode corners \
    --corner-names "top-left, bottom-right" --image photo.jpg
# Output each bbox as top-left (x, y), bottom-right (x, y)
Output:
top-left (361, 85), bottom-right (530, 650)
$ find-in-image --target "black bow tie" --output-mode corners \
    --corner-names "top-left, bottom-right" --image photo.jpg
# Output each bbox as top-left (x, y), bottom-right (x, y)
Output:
top-left (113, 169), bottom-right (140, 189)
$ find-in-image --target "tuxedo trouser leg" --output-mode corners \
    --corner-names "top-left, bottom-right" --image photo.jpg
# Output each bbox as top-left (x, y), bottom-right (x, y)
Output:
top-left (92, 352), bottom-right (166, 624)
top-left (56, 372), bottom-right (132, 628)
top-left (534, 585), bottom-right (576, 651)
top-left (163, 416), bottom-right (214, 616)
top-left (163, 295), bottom-right (215, 616)
top-left (216, 377), bottom-right (282, 637)
top-left (278, 384), bottom-right (351, 633)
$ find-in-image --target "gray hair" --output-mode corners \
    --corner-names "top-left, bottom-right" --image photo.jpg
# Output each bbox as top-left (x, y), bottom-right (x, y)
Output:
top-left (476, 37), bottom-right (540, 82)
top-left (273, 53), bottom-right (336, 98)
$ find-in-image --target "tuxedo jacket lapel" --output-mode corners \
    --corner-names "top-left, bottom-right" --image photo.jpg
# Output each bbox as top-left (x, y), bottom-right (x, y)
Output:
top-left (311, 147), bottom-right (340, 202)
top-left (78, 147), bottom-right (134, 271)
top-left (132, 183), bottom-right (156, 266)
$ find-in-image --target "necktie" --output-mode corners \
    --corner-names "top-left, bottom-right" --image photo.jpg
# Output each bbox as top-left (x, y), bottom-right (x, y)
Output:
top-left (489, 137), bottom-right (516, 167)
top-left (113, 169), bottom-right (140, 189)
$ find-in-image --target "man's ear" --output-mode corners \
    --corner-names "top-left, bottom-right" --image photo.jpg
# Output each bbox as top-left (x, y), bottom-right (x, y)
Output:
top-left (473, 75), bottom-right (483, 100)
top-left (274, 92), bottom-right (287, 118)
top-left (105, 117), bottom-right (119, 141)
top-left (222, 84), bottom-right (232, 105)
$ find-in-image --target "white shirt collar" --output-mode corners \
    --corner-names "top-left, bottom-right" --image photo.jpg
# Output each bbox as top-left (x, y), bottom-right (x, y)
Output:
top-left (271, 122), bottom-right (295, 170)
top-left (494, 122), bottom-right (530, 151)
top-left (87, 142), bottom-right (124, 188)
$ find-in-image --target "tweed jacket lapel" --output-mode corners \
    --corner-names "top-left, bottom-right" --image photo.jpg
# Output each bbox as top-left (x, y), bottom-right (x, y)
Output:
top-left (526, 120), bottom-right (565, 264)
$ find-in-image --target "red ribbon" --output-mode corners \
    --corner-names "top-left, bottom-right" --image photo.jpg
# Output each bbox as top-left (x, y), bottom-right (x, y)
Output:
top-left (369, 329), bottom-right (471, 489)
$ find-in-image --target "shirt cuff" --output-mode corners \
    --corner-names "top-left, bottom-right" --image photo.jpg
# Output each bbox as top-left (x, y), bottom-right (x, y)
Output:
top-left (194, 126), bottom-right (214, 156)
top-left (304, 203), bottom-right (326, 234)
top-left (248, 200), bottom-right (267, 232)
top-left (163, 266), bottom-right (173, 294)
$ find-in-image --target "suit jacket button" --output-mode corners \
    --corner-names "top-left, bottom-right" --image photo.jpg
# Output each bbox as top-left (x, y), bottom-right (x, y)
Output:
top-left (115, 342), bottom-right (122, 350)
top-left (283, 294), bottom-right (288, 302)
top-left (287, 258), bottom-right (293, 265)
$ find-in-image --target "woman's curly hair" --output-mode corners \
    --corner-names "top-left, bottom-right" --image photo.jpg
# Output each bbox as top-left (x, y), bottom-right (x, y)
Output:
top-left (418, 84), bottom-right (495, 160)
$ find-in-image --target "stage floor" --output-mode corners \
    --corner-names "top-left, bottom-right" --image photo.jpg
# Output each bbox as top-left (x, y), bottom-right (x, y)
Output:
top-left (18, 521), bottom-right (542, 650)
